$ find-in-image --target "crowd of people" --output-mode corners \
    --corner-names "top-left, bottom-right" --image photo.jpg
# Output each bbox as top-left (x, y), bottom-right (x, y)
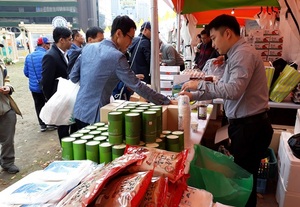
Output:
top-left (2, 13), bottom-right (273, 207)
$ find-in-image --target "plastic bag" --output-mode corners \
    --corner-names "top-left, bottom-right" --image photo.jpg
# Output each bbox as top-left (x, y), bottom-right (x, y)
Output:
top-left (39, 77), bottom-right (79, 125)
top-left (265, 66), bottom-right (275, 91)
top-left (187, 145), bottom-right (253, 207)
top-left (269, 65), bottom-right (300, 102)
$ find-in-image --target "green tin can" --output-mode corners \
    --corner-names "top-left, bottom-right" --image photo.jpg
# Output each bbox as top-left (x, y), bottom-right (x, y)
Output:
top-left (112, 144), bottom-right (126, 160)
top-left (136, 106), bottom-right (149, 111)
top-left (139, 104), bottom-right (151, 108)
top-left (85, 125), bottom-right (98, 131)
top-left (156, 138), bottom-right (165, 150)
top-left (125, 113), bottom-right (141, 138)
top-left (142, 111), bottom-right (157, 143)
top-left (126, 102), bottom-right (140, 107)
top-left (108, 111), bottom-right (123, 144)
top-left (148, 108), bottom-right (162, 137)
top-left (162, 130), bottom-right (172, 136)
top-left (172, 131), bottom-right (184, 150)
top-left (99, 142), bottom-right (112, 164)
top-left (70, 133), bottom-right (84, 139)
top-left (101, 131), bottom-right (109, 137)
top-left (73, 139), bottom-right (87, 160)
top-left (77, 129), bottom-right (90, 135)
top-left (61, 137), bottom-right (76, 160)
top-left (98, 127), bottom-right (108, 133)
top-left (166, 135), bottom-right (180, 152)
top-left (123, 106), bottom-right (136, 110)
top-left (86, 140), bottom-right (100, 163)
top-left (93, 122), bottom-right (106, 127)
top-left (93, 135), bottom-right (108, 143)
top-left (89, 130), bottom-right (102, 136)
top-left (81, 134), bottom-right (95, 141)
top-left (146, 143), bottom-right (159, 148)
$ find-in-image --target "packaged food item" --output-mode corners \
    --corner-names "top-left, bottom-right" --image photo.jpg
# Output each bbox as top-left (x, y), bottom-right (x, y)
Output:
top-left (179, 186), bottom-right (213, 207)
top-left (56, 153), bottom-right (145, 207)
top-left (164, 175), bottom-right (189, 207)
top-left (124, 145), bottom-right (188, 183)
top-left (140, 176), bottom-right (168, 207)
top-left (95, 170), bottom-right (153, 207)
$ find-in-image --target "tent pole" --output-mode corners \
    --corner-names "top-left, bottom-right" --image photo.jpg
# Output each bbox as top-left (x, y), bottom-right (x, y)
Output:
top-left (176, 0), bottom-right (181, 52)
top-left (150, 0), bottom-right (160, 93)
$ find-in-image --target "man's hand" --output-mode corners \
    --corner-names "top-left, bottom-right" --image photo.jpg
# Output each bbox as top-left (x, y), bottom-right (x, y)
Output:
top-left (0, 86), bottom-right (11, 95)
top-left (169, 99), bottom-right (178, 105)
top-left (136, 74), bottom-right (144, 80)
top-left (181, 80), bottom-right (200, 91)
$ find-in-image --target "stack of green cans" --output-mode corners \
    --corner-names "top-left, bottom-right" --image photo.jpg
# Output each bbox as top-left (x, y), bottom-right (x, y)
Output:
top-left (99, 142), bottom-right (112, 164)
top-left (149, 105), bottom-right (163, 137)
top-left (112, 144), bottom-right (126, 160)
top-left (125, 112), bottom-right (141, 145)
top-left (166, 134), bottom-right (180, 152)
top-left (172, 131), bottom-right (184, 150)
top-left (108, 111), bottom-right (123, 145)
top-left (61, 137), bottom-right (76, 160)
top-left (73, 139), bottom-right (87, 160)
top-left (86, 140), bottom-right (100, 163)
top-left (142, 111), bottom-right (157, 143)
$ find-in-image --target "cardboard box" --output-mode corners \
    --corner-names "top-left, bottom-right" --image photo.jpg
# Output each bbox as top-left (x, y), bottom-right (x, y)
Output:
top-left (269, 49), bottom-right (282, 56)
top-left (269, 43), bottom-right (283, 49)
top-left (257, 49), bottom-right (269, 56)
top-left (264, 29), bottom-right (280, 35)
top-left (253, 36), bottom-right (270, 43)
top-left (269, 125), bottom-right (294, 155)
top-left (276, 173), bottom-right (300, 207)
top-left (254, 42), bottom-right (270, 49)
top-left (278, 131), bottom-right (300, 193)
top-left (160, 66), bottom-right (180, 73)
top-left (166, 105), bottom-right (179, 131)
top-left (100, 100), bottom-right (126, 123)
top-left (160, 81), bottom-right (173, 89)
top-left (269, 36), bottom-right (284, 42)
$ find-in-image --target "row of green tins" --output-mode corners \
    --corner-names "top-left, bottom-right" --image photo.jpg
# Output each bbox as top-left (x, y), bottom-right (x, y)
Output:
top-left (61, 129), bottom-right (185, 164)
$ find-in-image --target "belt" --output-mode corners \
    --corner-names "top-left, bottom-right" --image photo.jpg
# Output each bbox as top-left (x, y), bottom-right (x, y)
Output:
top-left (228, 111), bottom-right (268, 125)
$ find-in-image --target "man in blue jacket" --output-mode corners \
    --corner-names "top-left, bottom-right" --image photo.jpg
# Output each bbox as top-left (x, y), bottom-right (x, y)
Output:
top-left (70, 16), bottom-right (175, 129)
top-left (24, 37), bottom-right (54, 132)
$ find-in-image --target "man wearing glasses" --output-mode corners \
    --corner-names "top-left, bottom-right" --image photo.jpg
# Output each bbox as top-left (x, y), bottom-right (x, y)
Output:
top-left (69, 16), bottom-right (175, 129)
top-left (41, 27), bottom-right (77, 141)
top-left (127, 21), bottom-right (151, 84)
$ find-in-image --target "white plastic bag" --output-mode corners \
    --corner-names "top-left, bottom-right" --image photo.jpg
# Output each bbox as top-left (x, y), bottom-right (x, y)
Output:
top-left (40, 77), bottom-right (80, 125)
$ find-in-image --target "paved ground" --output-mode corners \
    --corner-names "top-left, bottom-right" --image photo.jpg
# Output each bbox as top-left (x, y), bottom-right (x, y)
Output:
top-left (0, 58), bottom-right (61, 191)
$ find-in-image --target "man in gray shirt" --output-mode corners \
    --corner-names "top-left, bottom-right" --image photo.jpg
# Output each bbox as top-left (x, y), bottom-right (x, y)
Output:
top-left (180, 14), bottom-right (273, 207)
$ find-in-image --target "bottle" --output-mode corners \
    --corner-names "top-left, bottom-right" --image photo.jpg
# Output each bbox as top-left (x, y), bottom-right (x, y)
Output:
top-left (197, 101), bottom-right (207, 120)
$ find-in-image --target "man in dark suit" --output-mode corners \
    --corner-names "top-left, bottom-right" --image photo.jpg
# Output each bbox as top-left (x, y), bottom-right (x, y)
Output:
top-left (41, 27), bottom-right (77, 141)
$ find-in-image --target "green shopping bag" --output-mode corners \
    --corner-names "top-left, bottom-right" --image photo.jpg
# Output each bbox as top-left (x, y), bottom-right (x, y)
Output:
top-left (188, 145), bottom-right (253, 207)
top-left (269, 65), bottom-right (300, 102)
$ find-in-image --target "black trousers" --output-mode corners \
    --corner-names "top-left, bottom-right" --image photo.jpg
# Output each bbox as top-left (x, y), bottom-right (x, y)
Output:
top-left (75, 118), bottom-right (89, 130)
top-left (57, 124), bottom-right (78, 142)
top-left (31, 92), bottom-right (46, 126)
top-left (228, 112), bottom-right (273, 207)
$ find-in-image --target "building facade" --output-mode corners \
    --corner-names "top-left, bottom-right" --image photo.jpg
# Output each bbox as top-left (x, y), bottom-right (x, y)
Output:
top-left (0, 0), bottom-right (99, 32)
